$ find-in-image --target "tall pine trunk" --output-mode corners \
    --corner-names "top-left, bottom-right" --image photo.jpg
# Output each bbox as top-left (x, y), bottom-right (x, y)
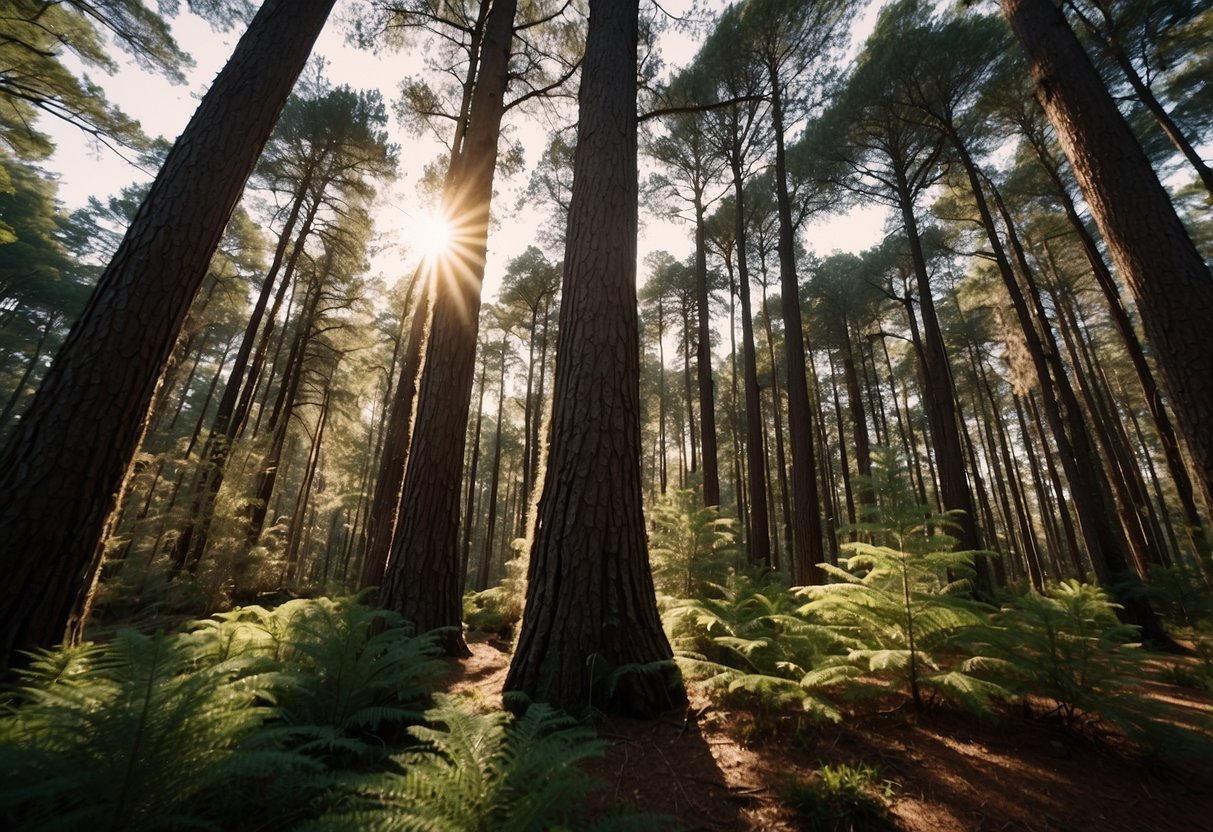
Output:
top-left (506, 0), bottom-right (683, 716)
top-left (380, 0), bottom-right (518, 653)
top-left (0, 0), bottom-right (336, 665)
top-left (1001, 0), bottom-right (1213, 535)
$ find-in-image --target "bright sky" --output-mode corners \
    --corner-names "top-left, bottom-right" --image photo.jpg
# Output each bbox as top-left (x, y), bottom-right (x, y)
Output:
top-left (43, 0), bottom-right (888, 303)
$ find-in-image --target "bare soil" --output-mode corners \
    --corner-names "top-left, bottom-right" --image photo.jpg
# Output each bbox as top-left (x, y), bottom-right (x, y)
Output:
top-left (444, 635), bottom-right (1213, 832)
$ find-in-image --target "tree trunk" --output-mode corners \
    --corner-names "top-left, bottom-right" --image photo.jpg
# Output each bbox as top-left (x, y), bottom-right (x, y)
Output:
top-left (505, 0), bottom-right (684, 716)
top-left (1029, 143), bottom-right (1209, 562)
top-left (693, 201), bottom-right (720, 505)
top-left (730, 161), bottom-right (772, 568)
top-left (476, 334), bottom-right (508, 592)
top-left (360, 272), bottom-right (430, 588)
top-left (768, 69), bottom-right (824, 586)
top-left (896, 190), bottom-right (984, 564)
top-left (0, 0), bottom-right (336, 665)
top-left (1002, 0), bottom-right (1213, 536)
top-left (380, 0), bottom-right (517, 654)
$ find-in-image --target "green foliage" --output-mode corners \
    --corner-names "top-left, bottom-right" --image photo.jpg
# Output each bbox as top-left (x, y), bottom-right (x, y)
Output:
top-left (963, 581), bottom-right (1212, 752)
top-left (779, 763), bottom-right (896, 832)
top-left (665, 572), bottom-right (844, 720)
top-left (1146, 563), bottom-right (1213, 629)
top-left (306, 695), bottom-right (667, 832)
top-left (648, 485), bottom-right (736, 596)
top-left (800, 544), bottom-right (998, 714)
top-left (962, 581), bottom-right (1142, 725)
top-left (188, 595), bottom-right (445, 753)
top-left (799, 449), bottom-right (1000, 713)
top-left (0, 630), bottom-right (315, 831)
top-left (0, 595), bottom-right (447, 829)
top-left (463, 585), bottom-right (521, 638)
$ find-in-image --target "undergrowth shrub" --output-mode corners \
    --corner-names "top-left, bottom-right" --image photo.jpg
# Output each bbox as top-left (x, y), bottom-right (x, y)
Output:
top-left (189, 595), bottom-right (446, 756)
top-left (962, 581), bottom-right (1213, 753)
top-left (648, 486), bottom-right (736, 596)
top-left (0, 595), bottom-right (445, 829)
top-left (0, 631), bottom-right (317, 831)
top-left (799, 544), bottom-right (999, 714)
top-left (1146, 563), bottom-right (1213, 630)
top-left (305, 694), bottom-right (667, 831)
top-left (664, 571), bottom-right (845, 721)
top-left (779, 763), bottom-right (896, 832)
top-left (797, 448), bottom-right (1001, 713)
top-left (464, 585), bottom-right (522, 638)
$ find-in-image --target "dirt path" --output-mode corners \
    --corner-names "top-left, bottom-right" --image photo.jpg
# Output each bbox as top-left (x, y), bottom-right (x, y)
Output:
top-left (444, 636), bottom-right (1213, 831)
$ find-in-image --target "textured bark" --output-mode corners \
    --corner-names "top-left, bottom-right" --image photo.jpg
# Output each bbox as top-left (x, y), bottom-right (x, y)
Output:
top-left (505, 0), bottom-right (684, 716)
top-left (1025, 136), bottom-right (1210, 561)
top-left (979, 172), bottom-right (1167, 639)
top-left (380, 0), bottom-right (518, 653)
top-left (898, 197), bottom-right (983, 560)
top-left (360, 274), bottom-right (430, 589)
top-left (768, 72), bottom-right (824, 586)
top-left (476, 333), bottom-right (508, 592)
top-left (0, 0), bottom-right (336, 665)
top-left (1001, 0), bottom-right (1213, 545)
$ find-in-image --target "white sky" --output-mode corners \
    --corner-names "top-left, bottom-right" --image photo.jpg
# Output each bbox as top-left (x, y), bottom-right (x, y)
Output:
top-left (43, 0), bottom-right (888, 303)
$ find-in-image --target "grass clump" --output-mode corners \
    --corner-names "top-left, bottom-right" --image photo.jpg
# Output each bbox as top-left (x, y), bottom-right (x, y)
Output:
top-left (779, 763), bottom-right (896, 832)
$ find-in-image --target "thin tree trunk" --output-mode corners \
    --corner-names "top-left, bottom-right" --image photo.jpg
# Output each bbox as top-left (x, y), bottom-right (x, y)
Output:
top-left (381, 0), bottom-right (518, 654)
top-left (769, 70), bottom-right (824, 586)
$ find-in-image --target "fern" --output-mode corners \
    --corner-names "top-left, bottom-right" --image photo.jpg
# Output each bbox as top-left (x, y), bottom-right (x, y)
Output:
top-left (800, 543), bottom-right (997, 713)
top-left (648, 486), bottom-right (736, 596)
top-left (664, 573), bottom-right (846, 720)
top-left (0, 630), bottom-right (315, 831)
top-left (189, 595), bottom-right (446, 755)
top-left (306, 695), bottom-right (668, 831)
top-left (962, 581), bottom-right (1212, 752)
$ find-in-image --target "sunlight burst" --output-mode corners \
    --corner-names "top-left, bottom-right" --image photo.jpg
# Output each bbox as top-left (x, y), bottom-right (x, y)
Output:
top-left (414, 211), bottom-right (454, 261)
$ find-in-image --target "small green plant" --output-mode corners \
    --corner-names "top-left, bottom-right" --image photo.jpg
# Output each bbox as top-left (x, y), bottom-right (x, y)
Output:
top-left (963, 581), bottom-right (1212, 753)
top-left (799, 449), bottom-right (999, 713)
top-left (463, 585), bottom-right (521, 637)
top-left (800, 544), bottom-right (999, 713)
top-left (648, 485), bottom-right (736, 596)
top-left (188, 594), bottom-right (446, 755)
top-left (779, 763), bottom-right (896, 832)
top-left (305, 694), bottom-right (667, 831)
top-left (1146, 563), bottom-right (1213, 629)
top-left (664, 571), bottom-right (844, 720)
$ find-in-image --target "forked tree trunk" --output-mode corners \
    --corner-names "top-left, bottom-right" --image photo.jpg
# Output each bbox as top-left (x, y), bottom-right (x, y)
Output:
top-left (505, 0), bottom-right (684, 717)
top-left (0, 0), bottom-right (336, 665)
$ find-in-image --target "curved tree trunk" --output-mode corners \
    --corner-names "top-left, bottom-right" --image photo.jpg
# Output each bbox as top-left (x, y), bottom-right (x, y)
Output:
top-left (0, 0), bottom-right (336, 666)
top-left (505, 0), bottom-right (684, 716)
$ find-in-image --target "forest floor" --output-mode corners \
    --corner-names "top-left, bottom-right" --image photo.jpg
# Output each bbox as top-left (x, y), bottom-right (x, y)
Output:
top-left (445, 635), bottom-right (1213, 832)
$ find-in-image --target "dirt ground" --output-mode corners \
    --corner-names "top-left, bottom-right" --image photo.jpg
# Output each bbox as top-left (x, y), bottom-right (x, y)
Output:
top-left (445, 635), bottom-right (1213, 832)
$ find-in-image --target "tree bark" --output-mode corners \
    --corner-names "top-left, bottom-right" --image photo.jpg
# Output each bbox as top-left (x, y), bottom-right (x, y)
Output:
top-left (360, 271), bottom-right (430, 588)
top-left (768, 69), bottom-right (824, 586)
top-left (1001, 0), bottom-right (1213, 541)
top-left (0, 0), bottom-right (336, 665)
top-left (505, 0), bottom-right (683, 716)
top-left (379, 0), bottom-right (517, 654)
